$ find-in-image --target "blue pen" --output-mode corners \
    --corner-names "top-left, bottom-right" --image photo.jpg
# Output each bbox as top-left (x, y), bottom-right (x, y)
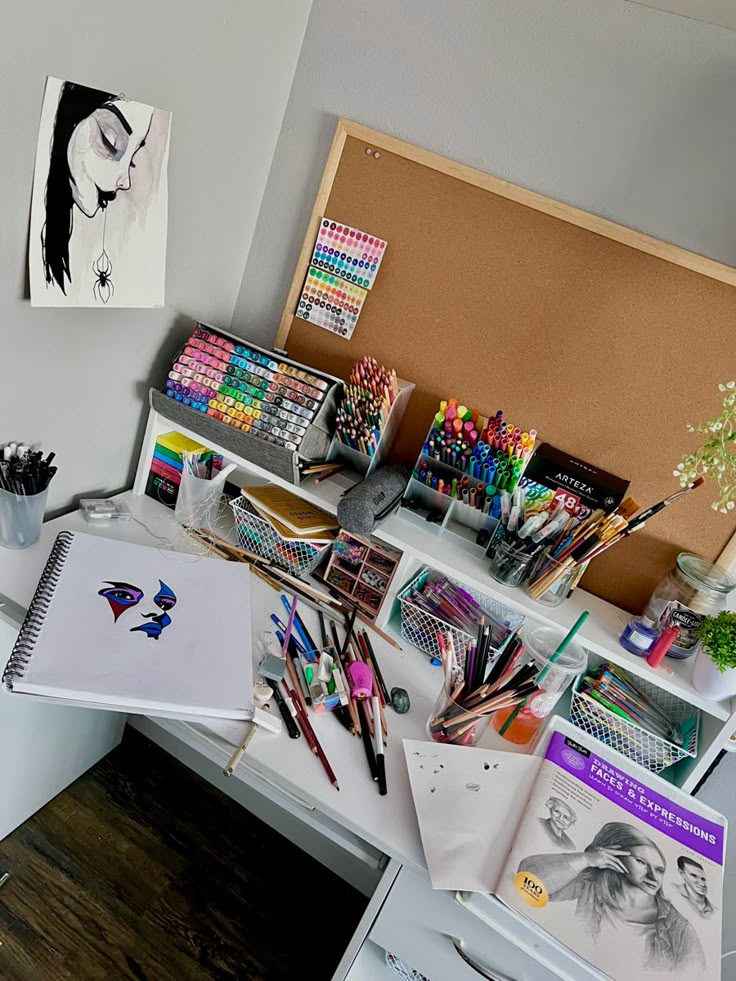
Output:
top-left (270, 614), bottom-right (307, 655)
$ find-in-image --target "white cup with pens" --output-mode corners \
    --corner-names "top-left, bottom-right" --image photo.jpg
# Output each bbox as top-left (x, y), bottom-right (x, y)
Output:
top-left (0, 445), bottom-right (57, 550)
top-left (174, 451), bottom-right (236, 532)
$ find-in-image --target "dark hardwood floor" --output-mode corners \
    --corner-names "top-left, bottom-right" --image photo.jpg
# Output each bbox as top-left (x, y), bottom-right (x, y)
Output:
top-left (0, 729), bottom-right (367, 980)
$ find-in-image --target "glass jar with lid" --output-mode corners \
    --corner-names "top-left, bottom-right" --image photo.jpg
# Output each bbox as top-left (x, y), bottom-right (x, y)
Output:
top-left (641, 553), bottom-right (736, 659)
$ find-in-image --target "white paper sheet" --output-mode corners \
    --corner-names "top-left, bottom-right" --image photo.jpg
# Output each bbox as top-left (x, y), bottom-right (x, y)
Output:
top-left (29, 76), bottom-right (171, 307)
top-left (404, 738), bottom-right (541, 892)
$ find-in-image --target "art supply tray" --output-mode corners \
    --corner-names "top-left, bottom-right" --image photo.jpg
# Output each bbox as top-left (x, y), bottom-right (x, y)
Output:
top-left (569, 673), bottom-right (699, 773)
top-left (230, 495), bottom-right (332, 579)
top-left (155, 323), bottom-right (343, 485)
top-left (322, 530), bottom-right (402, 620)
top-left (397, 567), bottom-right (524, 665)
top-left (328, 377), bottom-right (415, 476)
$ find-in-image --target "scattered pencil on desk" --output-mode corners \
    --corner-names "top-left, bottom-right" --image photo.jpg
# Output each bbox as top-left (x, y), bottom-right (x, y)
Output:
top-left (224, 723), bottom-right (258, 776)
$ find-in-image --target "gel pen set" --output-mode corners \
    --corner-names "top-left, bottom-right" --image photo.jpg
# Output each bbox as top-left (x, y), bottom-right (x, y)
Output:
top-left (0, 443), bottom-right (58, 550)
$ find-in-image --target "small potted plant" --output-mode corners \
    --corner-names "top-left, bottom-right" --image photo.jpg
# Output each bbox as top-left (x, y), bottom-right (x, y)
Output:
top-left (692, 611), bottom-right (736, 701)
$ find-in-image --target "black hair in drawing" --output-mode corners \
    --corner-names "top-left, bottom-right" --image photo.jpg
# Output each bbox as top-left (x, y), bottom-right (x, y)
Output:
top-left (42, 81), bottom-right (116, 294)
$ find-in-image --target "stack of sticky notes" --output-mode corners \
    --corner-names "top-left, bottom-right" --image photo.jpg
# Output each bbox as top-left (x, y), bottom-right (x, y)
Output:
top-left (146, 432), bottom-right (221, 508)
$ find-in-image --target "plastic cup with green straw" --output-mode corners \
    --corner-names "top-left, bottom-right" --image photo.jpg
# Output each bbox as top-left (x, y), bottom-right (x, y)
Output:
top-left (499, 611), bottom-right (590, 737)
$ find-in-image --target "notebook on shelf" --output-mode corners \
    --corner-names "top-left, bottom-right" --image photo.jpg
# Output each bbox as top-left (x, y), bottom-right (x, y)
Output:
top-left (241, 485), bottom-right (339, 536)
top-left (3, 531), bottom-right (254, 722)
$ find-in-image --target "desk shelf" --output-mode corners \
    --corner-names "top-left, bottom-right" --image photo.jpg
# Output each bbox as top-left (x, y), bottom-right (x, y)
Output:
top-left (132, 402), bottom-right (736, 793)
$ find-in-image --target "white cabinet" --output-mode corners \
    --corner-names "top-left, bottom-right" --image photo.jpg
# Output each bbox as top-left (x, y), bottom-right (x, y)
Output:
top-left (0, 613), bottom-right (125, 840)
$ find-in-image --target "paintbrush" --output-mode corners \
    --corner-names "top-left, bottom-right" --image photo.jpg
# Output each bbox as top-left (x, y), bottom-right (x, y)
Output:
top-left (623, 478), bottom-right (706, 534)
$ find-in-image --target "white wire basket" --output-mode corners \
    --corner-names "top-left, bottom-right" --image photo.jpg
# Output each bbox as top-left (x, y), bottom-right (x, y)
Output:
top-left (397, 567), bottom-right (524, 665)
top-left (569, 670), bottom-right (700, 773)
top-left (386, 951), bottom-right (428, 981)
top-left (230, 495), bottom-right (332, 579)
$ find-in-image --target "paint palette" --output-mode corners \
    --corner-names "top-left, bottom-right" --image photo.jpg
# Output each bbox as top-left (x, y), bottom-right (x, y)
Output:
top-left (295, 267), bottom-right (367, 339)
top-left (310, 217), bottom-right (387, 289)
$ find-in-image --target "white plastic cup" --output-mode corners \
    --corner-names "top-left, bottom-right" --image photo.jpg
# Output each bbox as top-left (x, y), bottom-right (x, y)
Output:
top-left (0, 487), bottom-right (49, 549)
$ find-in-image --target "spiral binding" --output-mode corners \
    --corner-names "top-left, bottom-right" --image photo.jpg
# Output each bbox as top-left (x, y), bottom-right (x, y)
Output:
top-left (2, 531), bottom-right (75, 690)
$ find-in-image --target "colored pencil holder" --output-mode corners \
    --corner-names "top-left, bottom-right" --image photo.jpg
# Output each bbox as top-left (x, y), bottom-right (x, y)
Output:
top-left (0, 487), bottom-right (48, 550)
top-left (426, 674), bottom-right (491, 747)
top-left (398, 567), bottom-right (524, 666)
top-left (230, 495), bottom-right (332, 579)
top-left (328, 377), bottom-right (415, 477)
top-left (569, 670), bottom-right (699, 773)
top-left (525, 549), bottom-right (577, 607)
top-left (488, 539), bottom-right (534, 587)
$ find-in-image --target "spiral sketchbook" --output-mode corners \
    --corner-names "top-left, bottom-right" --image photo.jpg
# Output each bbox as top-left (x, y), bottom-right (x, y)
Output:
top-left (2, 531), bottom-right (254, 722)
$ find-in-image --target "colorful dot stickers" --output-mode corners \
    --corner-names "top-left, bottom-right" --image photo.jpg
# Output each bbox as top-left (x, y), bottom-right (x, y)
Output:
top-left (295, 267), bottom-right (367, 340)
top-left (311, 217), bottom-right (387, 290)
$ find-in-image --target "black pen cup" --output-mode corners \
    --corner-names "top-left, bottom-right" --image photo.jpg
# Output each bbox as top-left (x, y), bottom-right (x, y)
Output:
top-left (0, 487), bottom-right (49, 549)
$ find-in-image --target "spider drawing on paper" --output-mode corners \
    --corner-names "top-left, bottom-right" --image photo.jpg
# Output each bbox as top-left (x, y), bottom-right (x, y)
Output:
top-left (93, 247), bottom-right (113, 303)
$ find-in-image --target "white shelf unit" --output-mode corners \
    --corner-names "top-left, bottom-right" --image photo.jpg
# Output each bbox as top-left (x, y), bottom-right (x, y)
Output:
top-left (133, 402), bottom-right (736, 793)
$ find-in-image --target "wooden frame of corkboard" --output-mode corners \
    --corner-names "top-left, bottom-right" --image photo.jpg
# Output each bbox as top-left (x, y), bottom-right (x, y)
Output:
top-left (277, 118), bottom-right (736, 613)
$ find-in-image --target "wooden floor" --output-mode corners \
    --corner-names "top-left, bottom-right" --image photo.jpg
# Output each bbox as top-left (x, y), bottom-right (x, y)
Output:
top-left (0, 729), bottom-right (367, 980)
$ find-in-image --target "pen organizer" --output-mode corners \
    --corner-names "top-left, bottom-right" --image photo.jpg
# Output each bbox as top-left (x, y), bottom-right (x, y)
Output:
top-left (154, 321), bottom-right (343, 485)
top-left (0, 487), bottom-right (49, 549)
top-left (230, 495), bottom-right (332, 579)
top-left (328, 377), bottom-right (415, 477)
top-left (398, 567), bottom-right (524, 665)
top-left (569, 670), bottom-right (699, 773)
top-left (403, 402), bottom-right (537, 549)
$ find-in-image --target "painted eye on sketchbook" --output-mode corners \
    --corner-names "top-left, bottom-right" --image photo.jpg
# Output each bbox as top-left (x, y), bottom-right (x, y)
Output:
top-left (98, 581), bottom-right (144, 622)
top-left (153, 580), bottom-right (177, 611)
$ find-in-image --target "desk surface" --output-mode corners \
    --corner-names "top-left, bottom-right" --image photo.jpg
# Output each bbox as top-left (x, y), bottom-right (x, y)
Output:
top-left (0, 492), bottom-right (447, 870)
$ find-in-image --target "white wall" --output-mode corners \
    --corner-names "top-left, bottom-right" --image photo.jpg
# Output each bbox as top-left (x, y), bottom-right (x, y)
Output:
top-left (232, 0), bottom-right (736, 346)
top-left (0, 0), bottom-right (311, 510)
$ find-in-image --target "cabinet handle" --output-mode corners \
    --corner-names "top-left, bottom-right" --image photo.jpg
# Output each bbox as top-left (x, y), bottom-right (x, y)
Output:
top-left (449, 936), bottom-right (518, 981)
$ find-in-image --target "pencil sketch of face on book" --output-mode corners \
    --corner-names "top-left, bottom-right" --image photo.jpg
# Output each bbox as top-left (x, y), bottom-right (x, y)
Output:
top-left (539, 796), bottom-right (577, 850)
top-left (518, 821), bottom-right (706, 974)
top-left (30, 77), bottom-right (171, 307)
top-left (98, 580), bottom-right (177, 639)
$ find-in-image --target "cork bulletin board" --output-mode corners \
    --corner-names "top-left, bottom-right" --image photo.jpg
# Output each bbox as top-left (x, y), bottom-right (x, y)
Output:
top-left (277, 119), bottom-right (736, 613)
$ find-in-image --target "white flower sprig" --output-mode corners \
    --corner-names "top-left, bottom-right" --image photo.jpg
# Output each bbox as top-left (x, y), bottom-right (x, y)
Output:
top-left (674, 382), bottom-right (736, 514)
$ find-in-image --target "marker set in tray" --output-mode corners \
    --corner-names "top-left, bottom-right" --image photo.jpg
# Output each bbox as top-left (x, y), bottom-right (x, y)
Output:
top-left (165, 324), bottom-right (329, 452)
top-left (405, 398), bottom-right (538, 545)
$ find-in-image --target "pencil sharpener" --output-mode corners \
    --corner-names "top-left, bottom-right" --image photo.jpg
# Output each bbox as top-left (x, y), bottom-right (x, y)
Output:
top-left (347, 660), bottom-right (373, 700)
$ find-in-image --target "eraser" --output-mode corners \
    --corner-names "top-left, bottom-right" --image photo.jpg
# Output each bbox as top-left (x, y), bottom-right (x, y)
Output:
top-left (260, 654), bottom-right (286, 682)
top-left (253, 706), bottom-right (281, 735)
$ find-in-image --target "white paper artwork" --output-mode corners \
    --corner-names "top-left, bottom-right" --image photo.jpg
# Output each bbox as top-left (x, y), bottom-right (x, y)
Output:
top-left (29, 76), bottom-right (171, 308)
top-left (403, 739), bottom-right (541, 892)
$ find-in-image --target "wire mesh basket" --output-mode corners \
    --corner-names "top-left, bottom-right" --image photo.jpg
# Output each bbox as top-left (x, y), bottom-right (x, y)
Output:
top-left (397, 567), bottom-right (524, 665)
top-left (230, 495), bottom-right (332, 579)
top-left (386, 951), bottom-right (428, 981)
top-left (569, 671), bottom-right (700, 773)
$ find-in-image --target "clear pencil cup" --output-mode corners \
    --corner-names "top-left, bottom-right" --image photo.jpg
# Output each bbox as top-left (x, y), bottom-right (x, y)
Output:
top-left (174, 468), bottom-right (227, 531)
top-left (526, 549), bottom-right (577, 607)
top-left (426, 674), bottom-right (491, 747)
top-left (489, 539), bottom-right (534, 587)
top-left (0, 487), bottom-right (49, 549)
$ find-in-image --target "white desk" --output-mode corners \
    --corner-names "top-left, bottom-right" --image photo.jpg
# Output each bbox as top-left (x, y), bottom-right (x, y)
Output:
top-left (0, 491), bottom-right (598, 980)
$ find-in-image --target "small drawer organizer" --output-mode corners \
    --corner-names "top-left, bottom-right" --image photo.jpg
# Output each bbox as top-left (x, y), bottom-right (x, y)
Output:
top-left (569, 675), bottom-right (699, 774)
top-left (322, 530), bottom-right (402, 620)
top-left (397, 567), bottom-right (524, 665)
top-left (230, 495), bottom-right (332, 579)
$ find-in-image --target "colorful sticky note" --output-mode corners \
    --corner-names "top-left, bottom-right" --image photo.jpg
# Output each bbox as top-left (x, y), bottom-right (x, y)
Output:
top-left (295, 267), bottom-right (367, 340)
top-left (310, 218), bottom-right (387, 290)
